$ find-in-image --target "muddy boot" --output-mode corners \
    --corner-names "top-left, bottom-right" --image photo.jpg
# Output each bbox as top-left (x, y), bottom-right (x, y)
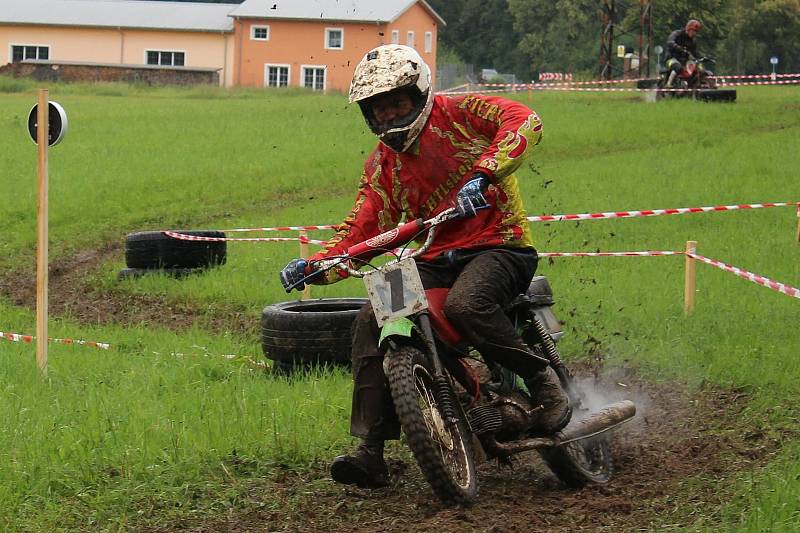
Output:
top-left (524, 367), bottom-right (572, 434)
top-left (666, 69), bottom-right (678, 88)
top-left (330, 440), bottom-right (389, 488)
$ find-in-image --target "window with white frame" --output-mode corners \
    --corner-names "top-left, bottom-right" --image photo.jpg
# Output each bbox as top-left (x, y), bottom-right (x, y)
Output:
top-left (146, 50), bottom-right (185, 67)
top-left (251, 25), bottom-right (269, 41)
top-left (391, 30), bottom-right (399, 44)
top-left (11, 44), bottom-right (49, 62)
top-left (266, 64), bottom-right (290, 87)
top-left (325, 28), bottom-right (343, 49)
top-left (302, 66), bottom-right (326, 91)
top-left (424, 32), bottom-right (433, 53)
top-left (406, 31), bottom-right (415, 48)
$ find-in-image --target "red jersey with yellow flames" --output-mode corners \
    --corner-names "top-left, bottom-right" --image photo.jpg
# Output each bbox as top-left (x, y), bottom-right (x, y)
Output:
top-left (309, 93), bottom-right (543, 283)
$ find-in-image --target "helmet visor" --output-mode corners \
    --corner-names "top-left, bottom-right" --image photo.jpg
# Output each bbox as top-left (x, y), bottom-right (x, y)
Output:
top-left (361, 87), bottom-right (426, 137)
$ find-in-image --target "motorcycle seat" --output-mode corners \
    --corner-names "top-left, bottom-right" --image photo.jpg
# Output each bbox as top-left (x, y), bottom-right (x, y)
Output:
top-left (526, 276), bottom-right (554, 306)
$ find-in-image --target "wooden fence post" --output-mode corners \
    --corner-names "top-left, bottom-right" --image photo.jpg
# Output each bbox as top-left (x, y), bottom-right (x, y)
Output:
top-left (36, 89), bottom-right (49, 377)
top-left (684, 240), bottom-right (697, 315)
top-left (795, 204), bottom-right (800, 243)
top-left (299, 230), bottom-right (311, 300)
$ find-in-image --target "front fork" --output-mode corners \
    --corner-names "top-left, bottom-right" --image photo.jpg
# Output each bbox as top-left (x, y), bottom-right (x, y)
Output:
top-left (384, 311), bottom-right (469, 431)
top-left (416, 312), bottom-right (464, 427)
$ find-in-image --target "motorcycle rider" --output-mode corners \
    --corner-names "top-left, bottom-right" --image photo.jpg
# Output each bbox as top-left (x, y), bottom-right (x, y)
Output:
top-left (279, 44), bottom-right (571, 489)
top-left (664, 19), bottom-right (702, 88)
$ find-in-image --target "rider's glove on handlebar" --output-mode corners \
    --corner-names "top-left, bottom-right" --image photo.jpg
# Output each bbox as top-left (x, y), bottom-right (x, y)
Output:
top-left (279, 258), bottom-right (310, 292)
top-left (455, 172), bottom-right (491, 218)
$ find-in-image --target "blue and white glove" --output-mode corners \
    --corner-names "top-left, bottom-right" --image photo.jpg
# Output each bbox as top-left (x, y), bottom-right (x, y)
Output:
top-left (455, 173), bottom-right (491, 218)
top-left (279, 258), bottom-right (309, 293)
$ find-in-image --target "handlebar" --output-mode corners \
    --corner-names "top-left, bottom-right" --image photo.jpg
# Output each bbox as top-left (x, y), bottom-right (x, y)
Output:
top-left (287, 207), bottom-right (461, 291)
top-left (320, 207), bottom-right (460, 278)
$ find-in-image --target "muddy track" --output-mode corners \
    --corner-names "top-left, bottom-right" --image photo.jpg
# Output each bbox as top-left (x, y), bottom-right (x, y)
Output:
top-left (0, 247), bottom-right (786, 531)
top-left (140, 370), bottom-right (784, 532)
top-left (0, 242), bottom-right (260, 339)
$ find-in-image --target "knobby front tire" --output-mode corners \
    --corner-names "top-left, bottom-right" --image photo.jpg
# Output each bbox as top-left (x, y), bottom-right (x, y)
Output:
top-left (385, 345), bottom-right (478, 506)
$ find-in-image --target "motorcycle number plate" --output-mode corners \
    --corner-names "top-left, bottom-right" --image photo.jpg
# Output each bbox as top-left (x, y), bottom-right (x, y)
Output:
top-left (363, 258), bottom-right (428, 327)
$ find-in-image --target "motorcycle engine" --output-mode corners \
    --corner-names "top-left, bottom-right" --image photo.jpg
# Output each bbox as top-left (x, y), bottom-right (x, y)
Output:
top-left (467, 390), bottom-right (542, 441)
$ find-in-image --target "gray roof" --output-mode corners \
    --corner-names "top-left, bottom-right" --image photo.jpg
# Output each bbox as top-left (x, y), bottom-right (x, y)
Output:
top-left (0, 0), bottom-right (236, 32)
top-left (230, 0), bottom-right (445, 26)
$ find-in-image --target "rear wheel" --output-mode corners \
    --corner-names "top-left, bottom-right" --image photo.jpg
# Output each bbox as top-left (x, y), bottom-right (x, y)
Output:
top-left (385, 345), bottom-right (478, 506)
top-left (539, 426), bottom-right (613, 487)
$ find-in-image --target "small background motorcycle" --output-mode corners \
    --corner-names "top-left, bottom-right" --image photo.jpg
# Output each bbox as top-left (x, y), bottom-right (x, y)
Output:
top-left (293, 207), bottom-right (636, 505)
top-left (658, 54), bottom-right (717, 94)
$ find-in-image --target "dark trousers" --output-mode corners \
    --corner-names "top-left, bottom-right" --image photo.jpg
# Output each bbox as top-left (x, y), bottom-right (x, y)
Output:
top-left (349, 247), bottom-right (539, 441)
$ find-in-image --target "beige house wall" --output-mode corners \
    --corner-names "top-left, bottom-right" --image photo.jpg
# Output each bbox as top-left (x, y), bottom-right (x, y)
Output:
top-left (0, 2), bottom-right (439, 91)
top-left (234, 3), bottom-right (440, 93)
top-left (0, 25), bottom-right (235, 86)
top-left (390, 2), bottom-right (439, 82)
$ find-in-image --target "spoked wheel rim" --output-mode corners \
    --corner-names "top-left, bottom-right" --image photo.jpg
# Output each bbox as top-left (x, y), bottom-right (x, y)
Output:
top-left (562, 437), bottom-right (612, 479)
top-left (412, 362), bottom-right (473, 490)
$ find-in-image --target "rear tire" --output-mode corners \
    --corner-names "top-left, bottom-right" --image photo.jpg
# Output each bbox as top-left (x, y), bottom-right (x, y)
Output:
top-left (539, 432), bottom-right (613, 487)
top-left (385, 345), bottom-right (478, 506)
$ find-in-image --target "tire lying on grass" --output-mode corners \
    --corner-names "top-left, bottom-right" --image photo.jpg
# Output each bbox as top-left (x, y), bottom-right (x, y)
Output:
top-left (124, 230), bottom-right (227, 270)
top-left (117, 267), bottom-right (206, 280)
top-left (695, 89), bottom-right (737, 102)
top-left (261, 298), bottom-right (367, 374)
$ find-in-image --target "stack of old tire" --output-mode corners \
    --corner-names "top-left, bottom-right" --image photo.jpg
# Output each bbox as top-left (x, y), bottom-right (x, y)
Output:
top-left (261, 298), bottom-right (367, 375)
top-left (120, 230), bottom-right (227, 279)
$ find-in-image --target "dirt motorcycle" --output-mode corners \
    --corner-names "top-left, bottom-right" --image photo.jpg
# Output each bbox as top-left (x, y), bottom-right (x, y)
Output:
top-left (289, 207), bottom-right (636, 505)
top-left (658, 54), bottom-right (717, 93)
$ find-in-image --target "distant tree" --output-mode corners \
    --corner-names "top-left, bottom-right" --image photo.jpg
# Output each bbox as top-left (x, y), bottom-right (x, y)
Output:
top-left (719, 0), bottom-right (800, 73)
top-left (507, 0), bottom-right (599, 77)
top-left (428, 0), bottom-right (532, 80)
top-left (137, 0), bottom-right (798, 76)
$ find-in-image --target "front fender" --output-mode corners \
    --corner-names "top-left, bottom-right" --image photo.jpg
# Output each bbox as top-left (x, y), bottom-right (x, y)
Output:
top-left (378, 316), bottom-right (418, 349)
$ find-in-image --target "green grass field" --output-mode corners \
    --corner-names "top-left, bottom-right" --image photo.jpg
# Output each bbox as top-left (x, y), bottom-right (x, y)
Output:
top-left (0, 76), bottom-right (799, 530)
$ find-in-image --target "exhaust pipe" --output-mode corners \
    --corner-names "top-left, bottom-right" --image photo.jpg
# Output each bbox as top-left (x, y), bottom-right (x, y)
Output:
top-left (556, 400), bottom-right (636, 445)
top-left (481, 400), bottom-right (636, 456)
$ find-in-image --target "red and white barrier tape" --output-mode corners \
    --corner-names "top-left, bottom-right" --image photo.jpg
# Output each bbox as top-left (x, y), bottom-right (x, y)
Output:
top-left (163, 231), bottom-right (320, 243)
top-left (713, 73), bottom-right (800, 80)
top-left (539, 250), bottom-right (682, 258)
top-left (717, 79), bottom-right (800, 87)
top-left (217, 225), bottom-right (336, 233)
top-left (0, 332), bottom-right (272, 366)
top-left (172, 201), bottom-right (797, 237)
top-left (686, 253), bottom-right (800, 299)
top-left (472, 77), bottom-right (648, 89)
top-left (541, 250), bottom-right (799, 299)
top-left (164, 226), bottom-right (800, 300)
top-left (439, 74), bottom-right (800, 94)
top-left (529, 201), bottom-right (797, 222)
top-left (441, 78), bottom-right (800, 95)
top-left (0, 331), bottom-right (111, 349)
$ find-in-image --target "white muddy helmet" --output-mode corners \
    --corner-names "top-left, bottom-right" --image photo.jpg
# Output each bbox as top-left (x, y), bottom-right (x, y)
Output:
top-left (349, 44), bottom-right (434, 152)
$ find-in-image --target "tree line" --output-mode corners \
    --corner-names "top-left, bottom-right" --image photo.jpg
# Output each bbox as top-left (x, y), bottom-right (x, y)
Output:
top-left (429, 0), bottom-right (798, 78)
top-left (145, 0), bottom-right (798, 77)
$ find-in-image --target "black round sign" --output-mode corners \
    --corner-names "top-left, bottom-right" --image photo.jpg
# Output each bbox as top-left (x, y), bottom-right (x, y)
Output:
top-left (27, 101), bottom-right (68, 146)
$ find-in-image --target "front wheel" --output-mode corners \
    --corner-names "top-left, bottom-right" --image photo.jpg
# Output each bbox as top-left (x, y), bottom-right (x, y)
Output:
top-left (385, 345), bottom-right (478, 506)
